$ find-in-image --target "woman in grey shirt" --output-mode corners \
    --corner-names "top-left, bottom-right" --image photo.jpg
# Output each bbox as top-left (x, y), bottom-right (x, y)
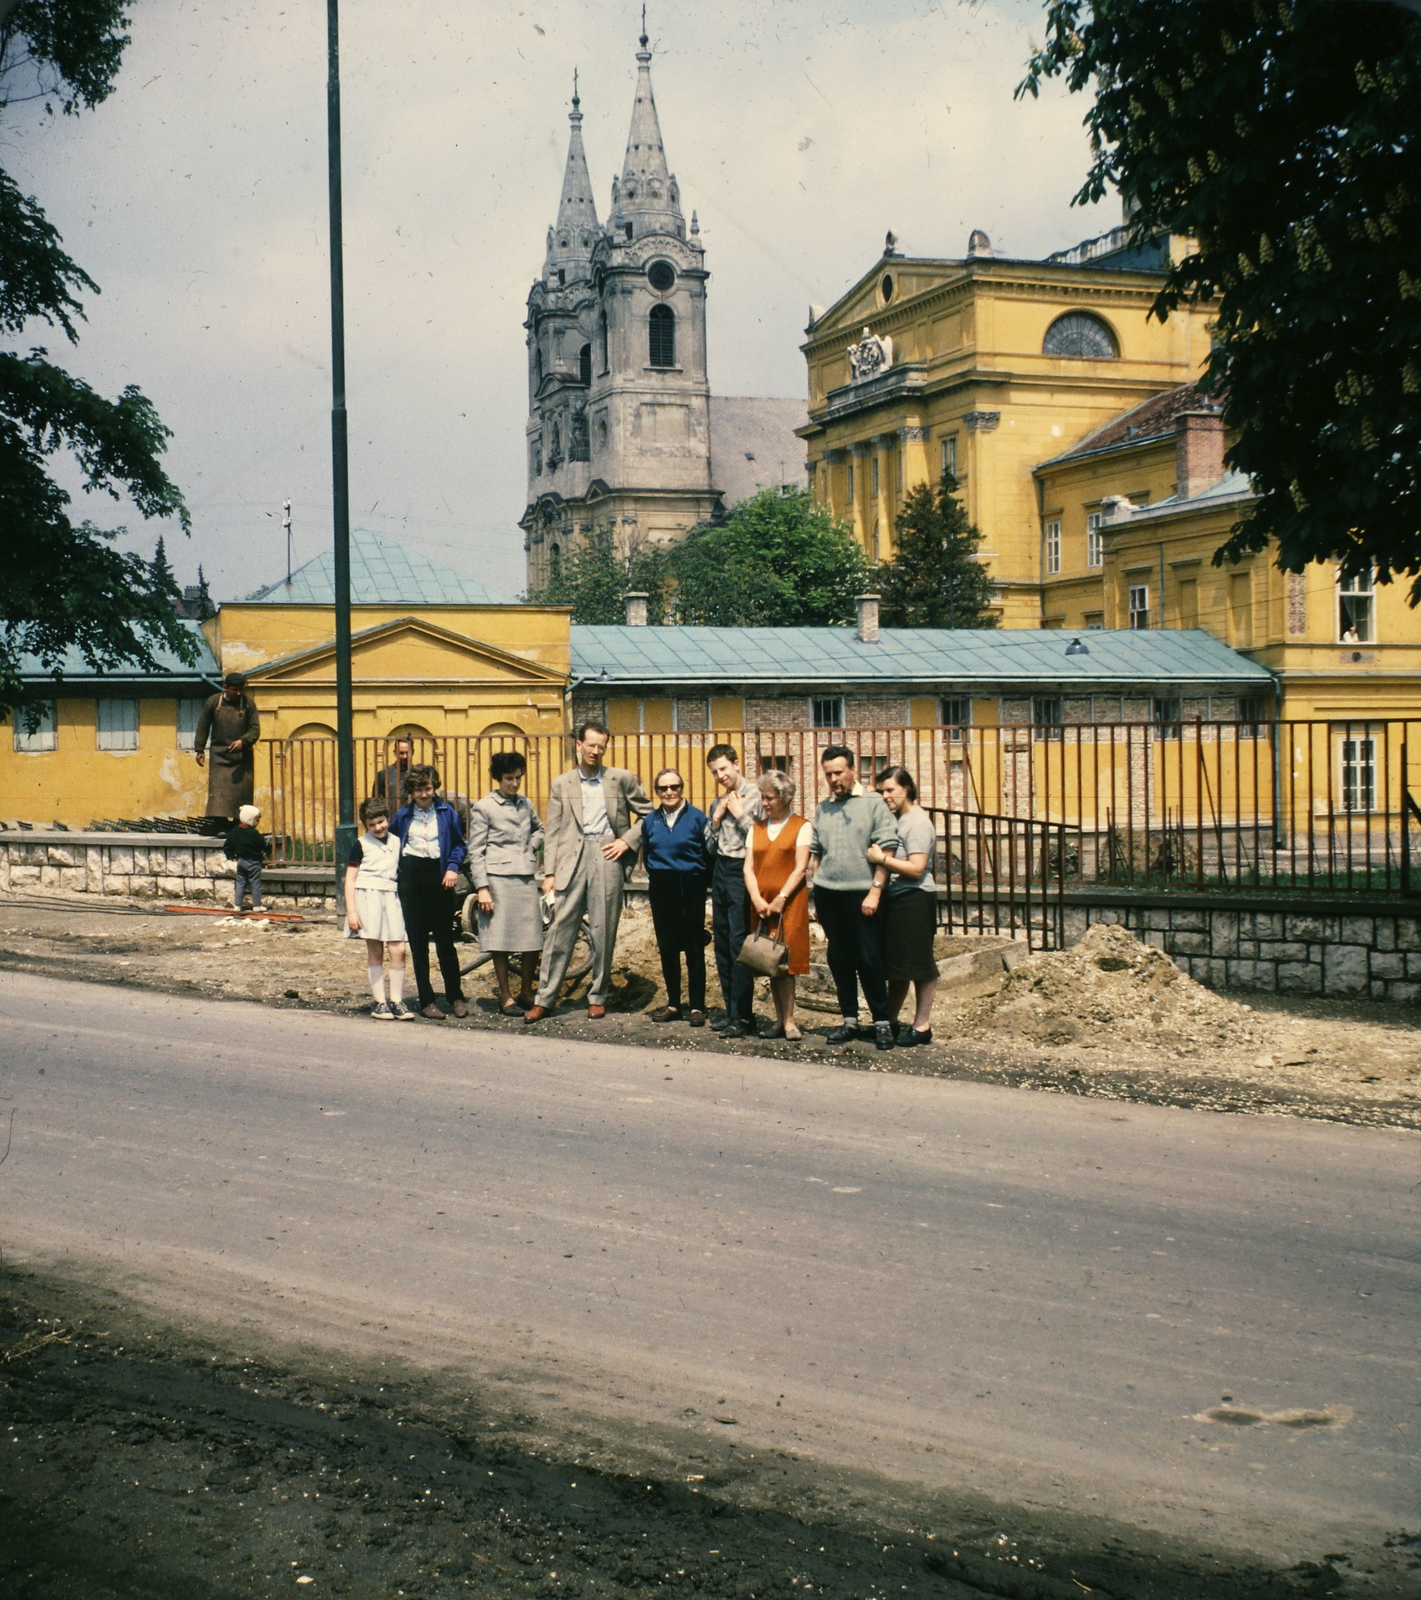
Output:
top-left (868, 766), bottom-right (938, 1046)
top-left (467, 751), bottom-right (546, 1015)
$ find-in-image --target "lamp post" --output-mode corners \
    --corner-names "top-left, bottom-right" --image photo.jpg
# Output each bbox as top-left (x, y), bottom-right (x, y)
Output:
top-left (327, 0), bottom-right (355, 899)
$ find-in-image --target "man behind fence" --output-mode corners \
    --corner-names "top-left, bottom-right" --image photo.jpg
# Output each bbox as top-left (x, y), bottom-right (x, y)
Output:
top-left (524, 723), bottom-right (651, 1022)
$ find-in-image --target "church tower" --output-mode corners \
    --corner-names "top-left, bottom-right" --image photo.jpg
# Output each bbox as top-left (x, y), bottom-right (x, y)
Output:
top-left (523, 31), bottom-right (718, 589)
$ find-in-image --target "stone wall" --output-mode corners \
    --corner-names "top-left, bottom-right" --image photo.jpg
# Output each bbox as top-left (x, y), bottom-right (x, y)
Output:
top-left (1067, 898), bottom-right (1421, 1002)
top-left (0, 832), bottom-right (334, 911)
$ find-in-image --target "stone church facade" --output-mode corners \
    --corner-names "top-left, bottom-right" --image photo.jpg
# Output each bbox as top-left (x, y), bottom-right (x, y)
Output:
top-left (521, 31), bottom-right (804, 589)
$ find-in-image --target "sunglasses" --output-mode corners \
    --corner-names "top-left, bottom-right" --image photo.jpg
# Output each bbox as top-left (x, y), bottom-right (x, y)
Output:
top-left (656, 783), bottom-right (683, 793)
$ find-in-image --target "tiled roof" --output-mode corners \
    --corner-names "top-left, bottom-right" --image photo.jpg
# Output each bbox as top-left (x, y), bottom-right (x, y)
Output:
top-left (19, 621), bottom-right (220, 685)
top-left (245, 526), bottom-right (514, 606)
top-left (570, 625), bottom-right (1270, 689)
top-left (709, 397), bottom-right (809, 508)
top-left (1043, 382), bottom-right (1215, 465)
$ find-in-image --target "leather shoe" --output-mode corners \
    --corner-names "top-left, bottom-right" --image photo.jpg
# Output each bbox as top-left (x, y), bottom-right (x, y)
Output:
top-left (523, 1005), bottom-right (549, 1023)
top-left (688, 1009), bottom-right (706, 1028)
top-left (874, 1022), bottom-right (896, 1051)
top-left (420, 1002), bottom-right (443, 1020)
top-left (722, 1019), bottom-right (754, 1039)
top-left (587, 1004), bottom-right (607, 1019)
top-left (451, 998), bottom-right (469, 1018)
top-left (825, 1022), bottom-right (858, 1044)
top-left (651, 1005), bottom-right (682, 1023)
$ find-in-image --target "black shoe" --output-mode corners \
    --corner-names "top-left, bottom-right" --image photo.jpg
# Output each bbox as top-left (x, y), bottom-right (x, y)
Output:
top-left (826, 1022), bottom-right (859, 1044)
top-left (907, 1028), bottom-right (933, 1047)
top-left (874, 1022), bottom-right (895, 1051)
top-left (722, 1019), bottom-right (754, 1039)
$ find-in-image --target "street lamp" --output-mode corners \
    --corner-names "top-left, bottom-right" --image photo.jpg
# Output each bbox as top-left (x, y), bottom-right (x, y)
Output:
top-left (1064, 637), bottom-right (1090, 657)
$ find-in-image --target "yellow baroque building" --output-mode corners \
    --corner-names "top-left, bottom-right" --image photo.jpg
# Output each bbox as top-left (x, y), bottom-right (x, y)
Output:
top-left (799, 227), bottom-right (1213, 625)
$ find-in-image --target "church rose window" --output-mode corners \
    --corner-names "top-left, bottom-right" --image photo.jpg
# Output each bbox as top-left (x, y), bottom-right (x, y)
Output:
top-left (647, 260), bottom-right (676, 292)
top-left (649, 303), bottom-right (675, 367)
top-left (1043, 312), bottom-right (1118, 359)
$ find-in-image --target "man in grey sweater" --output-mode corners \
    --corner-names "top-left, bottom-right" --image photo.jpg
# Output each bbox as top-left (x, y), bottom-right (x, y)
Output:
top-left (809, 744), bottom-right (899, 1049)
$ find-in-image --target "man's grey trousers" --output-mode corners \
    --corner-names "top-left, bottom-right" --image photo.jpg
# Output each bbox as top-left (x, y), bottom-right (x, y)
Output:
top-left (535, 843), bottom-right (625, 1008)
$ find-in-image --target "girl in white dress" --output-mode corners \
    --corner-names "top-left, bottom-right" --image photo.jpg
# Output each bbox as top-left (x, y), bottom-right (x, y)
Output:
top-left (344, 797), bottom-right (414, 1020)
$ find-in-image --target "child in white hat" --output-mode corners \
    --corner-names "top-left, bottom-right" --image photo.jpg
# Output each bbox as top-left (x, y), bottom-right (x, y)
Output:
top-left (223, 804), bottom-right (266, 912)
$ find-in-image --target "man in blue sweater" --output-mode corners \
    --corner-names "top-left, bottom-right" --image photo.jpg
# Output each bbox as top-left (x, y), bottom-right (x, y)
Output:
top-left (641, 767), bottom-right (710, 1025)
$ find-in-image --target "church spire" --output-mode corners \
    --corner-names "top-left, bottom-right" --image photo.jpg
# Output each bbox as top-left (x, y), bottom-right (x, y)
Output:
top-left (544, 71), bottom-right (599, 280)
top-left (610, 19), bottom-right (684, 243)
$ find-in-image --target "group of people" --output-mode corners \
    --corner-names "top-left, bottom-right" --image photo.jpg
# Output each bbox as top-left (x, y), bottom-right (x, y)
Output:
top-left (346, 723), bottom-right (941, 1046)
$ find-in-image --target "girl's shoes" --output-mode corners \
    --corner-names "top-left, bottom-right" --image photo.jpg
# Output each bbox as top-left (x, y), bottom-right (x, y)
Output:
top-left (371, 1002), bottom-right (394, 1021)
top-left (390, 1001), bottom-right (415, 1022)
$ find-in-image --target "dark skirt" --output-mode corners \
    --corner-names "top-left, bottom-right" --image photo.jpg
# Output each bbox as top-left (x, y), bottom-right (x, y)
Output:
top-left (881, 889), bottom-right (939, 982)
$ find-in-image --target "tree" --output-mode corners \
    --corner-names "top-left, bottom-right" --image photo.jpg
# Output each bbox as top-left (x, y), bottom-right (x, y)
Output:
top-left (878, 472), bottom-right (998, 629)
top-left (1, 0), bottom-right (196, 720)
top-left (669, 489), bottom-right (870, 627)
top-left (1019, 1), bottom-right (1421, 598)
top-left (524, 522), bottom-right (670, 624)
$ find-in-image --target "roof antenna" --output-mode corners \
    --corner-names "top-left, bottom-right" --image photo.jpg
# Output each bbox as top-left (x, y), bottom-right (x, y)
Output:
top-left (640, 4), bottom-right (648, 48)
top-left (572, 66), bottom-right (579, 110)
top-left (282, 498), bottom-right (293, 586)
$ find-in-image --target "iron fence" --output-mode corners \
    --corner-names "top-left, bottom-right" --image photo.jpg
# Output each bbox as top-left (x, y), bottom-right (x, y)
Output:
top-left (258, 719), bottom-right (1421, 895)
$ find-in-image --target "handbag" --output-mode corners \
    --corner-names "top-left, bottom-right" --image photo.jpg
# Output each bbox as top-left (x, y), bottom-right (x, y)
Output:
top-left (737, 915), bottom-right (790, 978)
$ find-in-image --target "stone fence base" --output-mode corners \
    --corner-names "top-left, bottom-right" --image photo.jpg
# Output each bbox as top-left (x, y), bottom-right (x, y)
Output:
top-left (1066, 896), bottom-right (1421, 1003)
top-left (0, 832), bottom-right (335, 911)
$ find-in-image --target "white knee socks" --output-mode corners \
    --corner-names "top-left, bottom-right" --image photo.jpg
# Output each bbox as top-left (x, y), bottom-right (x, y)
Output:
top-left (368, 963), bottom-right (386, 1004)
top-left (388, 965), bottom-right (405, 1003)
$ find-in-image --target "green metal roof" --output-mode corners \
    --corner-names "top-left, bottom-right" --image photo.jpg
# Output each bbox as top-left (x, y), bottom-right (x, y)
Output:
top-left (19, 621), bottom-right (221, 690)
top-left (245, 526), bottom-right (514, 607)
top-left (569, 626), bottom-right (1272, 691)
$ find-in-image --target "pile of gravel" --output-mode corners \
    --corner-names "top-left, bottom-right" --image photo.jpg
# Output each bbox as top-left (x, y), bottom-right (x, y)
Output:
top-left (961, 922), bottom-right (1250, 1049)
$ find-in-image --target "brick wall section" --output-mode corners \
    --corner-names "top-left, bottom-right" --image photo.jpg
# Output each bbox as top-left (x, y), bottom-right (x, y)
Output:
top-left (570, 695), bottom-right (607, 727)
top-left (1066, 901), bottom-right (1421, 1003)
top-left (0, 833), bottom-right (335, 911)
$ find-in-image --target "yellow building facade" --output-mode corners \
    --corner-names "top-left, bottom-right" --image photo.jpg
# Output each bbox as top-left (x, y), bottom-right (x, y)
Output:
top-left (798, 229), bottom-right (1214, 626)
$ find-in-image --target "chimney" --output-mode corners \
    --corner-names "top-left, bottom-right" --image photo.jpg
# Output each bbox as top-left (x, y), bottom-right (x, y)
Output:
top-left (856, 593), bottom-right (881, 644)
top-left (624, 591), bottom-right (649, 627)
top-left (1174, 410), bottom-right (1225, 502)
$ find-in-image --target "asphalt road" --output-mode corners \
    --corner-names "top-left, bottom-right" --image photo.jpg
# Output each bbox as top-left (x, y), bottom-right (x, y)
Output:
top-left (0, 970), bottom-right (1416, 1574)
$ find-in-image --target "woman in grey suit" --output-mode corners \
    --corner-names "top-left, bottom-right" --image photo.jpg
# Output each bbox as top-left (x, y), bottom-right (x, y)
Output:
top-left (468, 751), bottom-right (546, 1015)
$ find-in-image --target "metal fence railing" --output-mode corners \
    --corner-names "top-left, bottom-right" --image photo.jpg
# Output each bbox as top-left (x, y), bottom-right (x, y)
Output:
top-left (926, 807), bottom-right (1073, 951)
top-left (258, 720), bottom-right (1421, 895)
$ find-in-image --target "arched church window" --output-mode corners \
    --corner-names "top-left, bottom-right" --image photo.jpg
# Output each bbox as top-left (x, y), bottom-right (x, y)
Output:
top-left (649, 304), bottom-right (675, 368)
top-left (579, 343), bottom-right (592, 385)
top-left (598, 310), bottom-right (609, 373)
top-left (549, 421), bottom-right (561, 464)
top-left (647, 260), bottom-right (675, 293)
top-left (1042, 312), bottom-right (1118, 360)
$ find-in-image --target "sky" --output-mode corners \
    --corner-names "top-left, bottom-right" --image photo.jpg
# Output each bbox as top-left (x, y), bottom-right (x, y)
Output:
top-left (6, 0), bottom-right (1113, 604)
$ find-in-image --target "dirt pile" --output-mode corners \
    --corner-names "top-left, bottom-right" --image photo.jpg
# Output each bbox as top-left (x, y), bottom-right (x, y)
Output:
top-left (962, 922), bottom-right (1251, 1050)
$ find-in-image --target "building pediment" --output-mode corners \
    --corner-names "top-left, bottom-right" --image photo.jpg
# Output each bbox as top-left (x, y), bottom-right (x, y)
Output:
top-left (246, 617), bottom-right (568, 690)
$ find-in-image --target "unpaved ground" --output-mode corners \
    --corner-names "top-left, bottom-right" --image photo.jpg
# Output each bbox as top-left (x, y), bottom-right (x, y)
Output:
top-left (0, 893), bottom-right (1416, 1129)
top-left (3, 1268), bottom-right (1414, 1600)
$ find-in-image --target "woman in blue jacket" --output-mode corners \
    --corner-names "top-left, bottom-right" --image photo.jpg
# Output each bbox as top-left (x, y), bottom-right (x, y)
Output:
top-left (391, 764), bottom-right (469, 1019)
top-left (642, 767), bottom-right (710, 1026)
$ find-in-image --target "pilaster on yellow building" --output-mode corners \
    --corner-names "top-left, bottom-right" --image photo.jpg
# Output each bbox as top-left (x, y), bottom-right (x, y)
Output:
top-left (798, 226), bottom-right (1213, 625)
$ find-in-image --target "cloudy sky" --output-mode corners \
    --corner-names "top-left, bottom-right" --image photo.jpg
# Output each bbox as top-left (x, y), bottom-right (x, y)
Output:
top-left (7, 0), bottom-right (1111, 602)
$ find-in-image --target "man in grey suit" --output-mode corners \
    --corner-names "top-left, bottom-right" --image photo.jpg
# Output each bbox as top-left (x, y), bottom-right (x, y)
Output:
top-left (524, 722), bottom-right (652, 1022)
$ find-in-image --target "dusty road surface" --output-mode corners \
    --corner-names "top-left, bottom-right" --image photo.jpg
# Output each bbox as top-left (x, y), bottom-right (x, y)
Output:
top-left (0, 972), bottom-right (1417, 1598)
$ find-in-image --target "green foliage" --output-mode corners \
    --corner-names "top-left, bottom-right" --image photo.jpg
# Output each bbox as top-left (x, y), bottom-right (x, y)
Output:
top-left (1019, 1), bottom-right (1421, 598)
top-left (879, 472), bottom-right (998, 629)
top-left (670, 489), bottom-right (870, 627)
top-left (524, 523), bottom-right (670, 624)
top-left (1, 0), bottom-right (195, 717)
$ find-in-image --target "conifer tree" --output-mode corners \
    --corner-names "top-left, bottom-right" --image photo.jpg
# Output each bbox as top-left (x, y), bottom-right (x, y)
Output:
top-left (879, 473), bottom-right (997, 629)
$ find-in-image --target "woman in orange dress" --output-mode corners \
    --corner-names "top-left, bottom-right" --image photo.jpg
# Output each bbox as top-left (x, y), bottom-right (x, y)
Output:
top-left (743, 769), bottom-right (812, 1042)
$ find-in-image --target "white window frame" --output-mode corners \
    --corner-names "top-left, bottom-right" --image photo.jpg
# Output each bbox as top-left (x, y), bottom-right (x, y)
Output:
top-left (96, 697), bottom-right (140, 752)
top-left (1086, 511), bottom-right (1104, 569)
top-left (1339, 730), bottom-right (1377, 813)
top-left (941, 436), bottom-right (957, 478)
top-left (1128, 584), bottom-right (1151, 630)
top-left (1044, 519), bottom-right (1061, 576)
top-left (12, 700), bottom-right (57, 752)
top-left (1337, 568), bottom-right (1375, 643)
top-left (811, 695), bottom-right (844, 730)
